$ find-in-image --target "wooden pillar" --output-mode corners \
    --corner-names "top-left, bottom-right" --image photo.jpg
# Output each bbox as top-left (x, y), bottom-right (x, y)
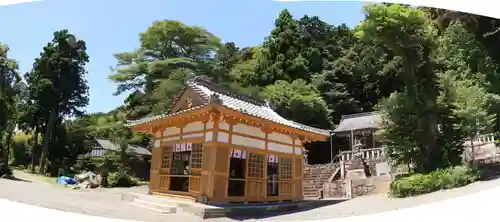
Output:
top-left (200, 113), bottom-right (218, 201)
top-left (149, 126), bottom-right (162, 192)
top-left (206, 112), bottom-right (231, 203)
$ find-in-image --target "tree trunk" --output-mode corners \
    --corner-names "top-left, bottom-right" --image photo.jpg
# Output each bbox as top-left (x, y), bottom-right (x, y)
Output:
top-left (4, 130), bottom-right (13, 167)
top-left (30, 128), bottom-right (39, 173)
top-left (38, 107), bottom-right (57, 175)
top-left (470, 136), bottom-right (476, 167)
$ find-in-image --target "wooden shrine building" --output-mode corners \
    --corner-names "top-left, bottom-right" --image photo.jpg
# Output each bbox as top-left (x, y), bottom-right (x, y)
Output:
top-left (333, 112), bottom-right (383, 151)
top-left (126, 78), bottom-right (331, 204)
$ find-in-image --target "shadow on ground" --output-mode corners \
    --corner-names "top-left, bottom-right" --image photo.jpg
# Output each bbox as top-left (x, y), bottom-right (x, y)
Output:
top-left (477, 161), bottom-right (500, 181)
top-left (221, 199), bottom-right (347, 220)
top-left (0, 175), bottom-right (32, 183)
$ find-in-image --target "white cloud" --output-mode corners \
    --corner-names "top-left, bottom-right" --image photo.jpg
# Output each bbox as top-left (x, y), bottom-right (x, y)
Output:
top-left (0, 0), bottom-right (43, 6)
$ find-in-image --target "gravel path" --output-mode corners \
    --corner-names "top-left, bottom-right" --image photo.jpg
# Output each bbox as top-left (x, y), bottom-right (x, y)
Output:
top-left (1, 170), bottom-right (500, 222)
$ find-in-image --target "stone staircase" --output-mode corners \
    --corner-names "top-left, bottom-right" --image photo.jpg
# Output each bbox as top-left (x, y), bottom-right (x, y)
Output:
top-left (302, 148), bottom-right (386, 200)
top-left (303, 162), bottom-right (339, 199)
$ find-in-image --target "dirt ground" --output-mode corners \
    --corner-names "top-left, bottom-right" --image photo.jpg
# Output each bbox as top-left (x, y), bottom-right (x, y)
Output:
top-left (2, 170), bottom-right (500, 222)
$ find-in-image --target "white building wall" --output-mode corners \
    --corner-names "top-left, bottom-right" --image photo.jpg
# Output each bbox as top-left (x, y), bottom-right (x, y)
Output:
top-left (219, 121), bottom-right (230, 130)
top-left (233, 124), bottom-right (266, 138)
top-left (232, 135), bottom-right (266, 150)
top-left (183, 132), bottom-right (204, 139)
top-left (217, 132), bottom-right (230, 143)
top-left (163, 127), bottom-right (180, 137)
top-left (206, 120), bottom-right (214, 130)
top-left (268, 142), bottom-right (294, 154)
top-left (183, 121), bottom-right (204, 133)
top-left (268, 132), bottom-right (294, 145)
top-left (205, 131), bottom-right (213, 142)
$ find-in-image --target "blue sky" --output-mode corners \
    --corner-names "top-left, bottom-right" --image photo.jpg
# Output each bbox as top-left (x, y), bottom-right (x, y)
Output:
top-left (0, 0), bottom-right (366, 114)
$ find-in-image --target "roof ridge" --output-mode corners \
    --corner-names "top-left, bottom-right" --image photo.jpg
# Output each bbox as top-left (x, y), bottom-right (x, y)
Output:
top-left (341, 111), bottom-right (379, 120)
top-left (191, 78), bottom-right (266, 107)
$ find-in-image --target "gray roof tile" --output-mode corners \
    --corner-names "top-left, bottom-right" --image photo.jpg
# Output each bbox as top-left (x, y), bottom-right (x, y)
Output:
top-left (333, 112), bottom-right (382, 133)
top-left (127, 79), bottom-right (331, 136)
top-left (95, 139), bottom-right (152, 156)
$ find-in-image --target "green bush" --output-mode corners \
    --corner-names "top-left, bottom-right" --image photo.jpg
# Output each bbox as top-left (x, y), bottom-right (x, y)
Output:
top-left (389, 166), bottom-right (479, 198)
top-left (107, 172), bottom-right (139, 188)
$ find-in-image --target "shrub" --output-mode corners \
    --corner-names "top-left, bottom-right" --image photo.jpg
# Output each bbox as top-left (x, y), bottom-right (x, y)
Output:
top-left (389, 166), bottom-right (479, 198)
top-left (107, 172), bottom-right (139, 188)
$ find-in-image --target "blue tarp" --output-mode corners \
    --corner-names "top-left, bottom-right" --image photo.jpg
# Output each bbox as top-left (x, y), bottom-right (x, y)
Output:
top-left (56, 176), bottom-right (77, 185)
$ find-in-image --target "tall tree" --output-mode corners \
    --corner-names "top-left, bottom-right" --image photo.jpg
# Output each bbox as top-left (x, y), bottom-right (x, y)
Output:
top-left (30, 30), bottom-right (90, 174)
top-left (110, 20), bottom-right (222, 119)
top-left (21, 70), bottom-right (48, 173)
top-left (0, 43), bottom-right (21, 176)
top-left (437, 23), bottom-right (500, 164)
top-left (259, 9), bottom-right (306, 85)
top-left (357, 4), bottom-right (443, 172)
top-left (262, 79), bottom-right (332, 128)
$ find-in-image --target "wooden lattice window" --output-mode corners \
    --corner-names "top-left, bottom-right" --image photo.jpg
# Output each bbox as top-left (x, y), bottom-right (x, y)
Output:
top-left (279, 157), bottom-right (293, 180)
top-left (190, 143), bottom-right (203, 169)
top-left (247, 153), bottom-right (264, 178)
top-left (161, 146), bottom-right (172, 169)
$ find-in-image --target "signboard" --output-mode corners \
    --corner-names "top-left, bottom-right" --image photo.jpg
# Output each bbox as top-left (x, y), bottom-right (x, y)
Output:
top-left (173, 143), bottom-right (193, 152)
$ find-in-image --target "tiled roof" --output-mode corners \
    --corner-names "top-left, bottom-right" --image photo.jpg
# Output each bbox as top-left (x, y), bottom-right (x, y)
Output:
top-left (126, 78), bottom-right (332, 136)
top-left (333, 112), bottom-right (382, 133)
top-left (95, 139), bottom-right (152, 156)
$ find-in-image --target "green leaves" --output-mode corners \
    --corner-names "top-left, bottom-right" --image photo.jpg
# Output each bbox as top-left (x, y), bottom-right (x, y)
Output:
top-left (109, 20), bottom-right (225, 119)
top-left (262, 79), bottom-right (332, 128)
top-left (0, 43), bottom-right (21, 176)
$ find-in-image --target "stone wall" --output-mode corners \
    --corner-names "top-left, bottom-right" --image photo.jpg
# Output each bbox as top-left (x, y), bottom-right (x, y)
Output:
top-left (322, 180), bottom-right (347, 198)
top-left (323, 174), bottom-right (392, 199)
top-left (350, 174), bottom-right (392, 198)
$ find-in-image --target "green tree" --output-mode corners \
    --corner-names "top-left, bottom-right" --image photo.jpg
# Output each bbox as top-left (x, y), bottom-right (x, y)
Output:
top-left (262, 79), bottom-right (332, 128)
top-left (20, 70), bottom-right (48, 173)
top-left (437, 23), bottom-right (499, 90)
top-left (29, 30), bottom-right (90, 174)
top-left (357, 4), bottom-right (442, 172)
top-left (259, 9), bottom-right (306, 85)
top-left (0, 43), bottom-right (21, 176)
top-left (437, 22), bottom-right (500, 164)
top-left (451, 78), bottom-right (498, 164)
top-left (110, 20), bottom-right (222, 119)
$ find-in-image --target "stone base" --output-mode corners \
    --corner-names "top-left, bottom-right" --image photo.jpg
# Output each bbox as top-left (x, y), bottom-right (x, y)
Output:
top-left (346, 169), bottom-right (366, 180)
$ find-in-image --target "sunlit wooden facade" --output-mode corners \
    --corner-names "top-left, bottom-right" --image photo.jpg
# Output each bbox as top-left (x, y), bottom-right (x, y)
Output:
top-left (127, 78), bottom-right (330, 204)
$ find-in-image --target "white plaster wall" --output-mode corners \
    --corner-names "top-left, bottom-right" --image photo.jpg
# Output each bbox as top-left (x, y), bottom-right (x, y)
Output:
top-left (294, 139), bottom-right (302, 146)
top-left (233, 124), bottom-right (265, 138)
top-left (268, 132), bottom-right (294, 144)
top-left (268, 142), bottom-right (294, 154)
top-left (162, 136), bottom-right (180, 142)
top-left (206, 120), bottom-right (214, 130)
top-left (183, 121), bottom-right (204, 133)
top-left (232, 135), bottom-right (265, 149)
top-left (217, 132), bottom-right (229, 143)
top-left (183, 133), bottom-right (204, 139)
top-left (163, 127), bottom-right (180, 137)
top-left (294, 147), bottom-right (303, 155)
top-left (219, 121), bottom-right (230, 130)
top-left (205, 132), bottom-right (213, 142)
